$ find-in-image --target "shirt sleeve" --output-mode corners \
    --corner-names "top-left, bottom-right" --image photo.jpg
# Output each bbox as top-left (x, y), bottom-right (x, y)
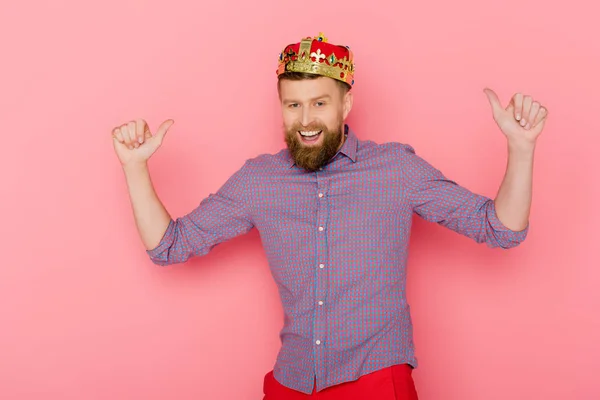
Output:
top-left (397, 143), bottom-right (528, 249)
top-left (146, 161), bottom-right (255, 265)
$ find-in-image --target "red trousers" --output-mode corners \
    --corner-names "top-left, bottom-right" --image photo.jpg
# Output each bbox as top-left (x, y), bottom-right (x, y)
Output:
top-left (263, 364), bottom-right (418, 400)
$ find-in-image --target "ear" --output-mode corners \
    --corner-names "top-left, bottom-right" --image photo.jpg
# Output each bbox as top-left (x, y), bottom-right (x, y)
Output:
top-left (342, 90), bottom-right (354, 120)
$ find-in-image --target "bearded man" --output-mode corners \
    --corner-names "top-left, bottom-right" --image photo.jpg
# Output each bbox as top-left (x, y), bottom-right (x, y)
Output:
top-left (111, 33), bottom-right (547, 399)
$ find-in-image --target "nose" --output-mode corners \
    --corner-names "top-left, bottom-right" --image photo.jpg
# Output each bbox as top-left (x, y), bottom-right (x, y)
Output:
top-left (301, 107), bottom-right (313, 128)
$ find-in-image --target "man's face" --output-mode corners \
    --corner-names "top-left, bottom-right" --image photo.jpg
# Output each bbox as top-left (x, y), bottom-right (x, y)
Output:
top-left (279, 77), bottom-right (353, 171)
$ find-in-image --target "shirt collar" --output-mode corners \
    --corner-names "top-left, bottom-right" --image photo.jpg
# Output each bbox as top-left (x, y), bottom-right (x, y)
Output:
top-left (287, 124), bottom-right (358, 168)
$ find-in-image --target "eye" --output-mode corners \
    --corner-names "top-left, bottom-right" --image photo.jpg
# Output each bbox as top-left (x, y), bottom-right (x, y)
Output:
top-left (289, 103), bottom-right (299, 108)
top-left (315, 101), bottom-right (325, 107)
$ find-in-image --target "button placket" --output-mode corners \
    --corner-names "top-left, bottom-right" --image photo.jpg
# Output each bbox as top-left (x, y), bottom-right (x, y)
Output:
top-left (314, 172), bottom-right (330, 368)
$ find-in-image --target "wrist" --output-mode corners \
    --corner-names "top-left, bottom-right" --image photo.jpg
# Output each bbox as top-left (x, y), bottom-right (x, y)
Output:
top-left (507, 138), bottom-right (536, 157)
top-left (122, 160), bottom-right (149, 175)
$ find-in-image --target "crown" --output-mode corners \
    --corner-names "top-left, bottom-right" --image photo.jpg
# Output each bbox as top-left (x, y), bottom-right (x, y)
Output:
top-left (276, 32), bottom-right (355, 87)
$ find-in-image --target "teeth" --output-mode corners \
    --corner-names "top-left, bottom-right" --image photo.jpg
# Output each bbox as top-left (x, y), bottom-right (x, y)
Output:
top-left (299, 130), bottom-right (320, 137)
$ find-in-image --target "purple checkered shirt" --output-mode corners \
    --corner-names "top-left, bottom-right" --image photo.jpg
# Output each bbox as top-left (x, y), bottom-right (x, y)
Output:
top-left (146, 125), bottom-right (528, 394)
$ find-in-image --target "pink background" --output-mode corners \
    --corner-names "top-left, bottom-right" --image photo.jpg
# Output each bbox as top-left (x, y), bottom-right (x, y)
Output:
top-left (1, 0), bottom-right (598, 399)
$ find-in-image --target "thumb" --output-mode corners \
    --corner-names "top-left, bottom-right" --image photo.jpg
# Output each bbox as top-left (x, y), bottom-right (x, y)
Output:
top-left (483, 88), bottom-right (503, 118)
top-left (154, 119), bottom-right (174, 143)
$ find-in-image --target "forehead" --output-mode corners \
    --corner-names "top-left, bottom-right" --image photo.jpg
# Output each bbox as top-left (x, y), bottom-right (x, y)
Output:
top-left (279, 77), bottom-right (340, 101)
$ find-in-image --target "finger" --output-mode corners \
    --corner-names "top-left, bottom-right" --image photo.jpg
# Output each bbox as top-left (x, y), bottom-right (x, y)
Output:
top-left (135, 119), bottom-right (146, 144)
top-left (112, 127), bottom-right (125, 143)
top-left (121, 123), bottom-right (134, 149)
top-left (127, 121), bottom-right (139, 148)
top-left (506, 100), bottom-right (515, 116)
top-left (520, 96), bottom-right (532, 127)
top-left (483, 88), bottom-right (503, 118)
top-left (120, 123), bottom-right (134, 149)
top-left (154, 119), bottom-right (174, 143)
top-left (533, 106), bottom-right (548, 127)
top-left (513, 93), bottom-right (524, 122)
top-left (526, 102), bottom-right (540, 130)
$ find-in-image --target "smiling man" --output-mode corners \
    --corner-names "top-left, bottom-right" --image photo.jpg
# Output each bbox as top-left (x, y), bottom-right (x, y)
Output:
top-left (111, 33), bottom-right (547, 399)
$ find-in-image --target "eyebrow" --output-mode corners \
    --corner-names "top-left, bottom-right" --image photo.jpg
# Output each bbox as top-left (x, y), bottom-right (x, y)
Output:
top-left (283, 94), bottom-right (331, 104)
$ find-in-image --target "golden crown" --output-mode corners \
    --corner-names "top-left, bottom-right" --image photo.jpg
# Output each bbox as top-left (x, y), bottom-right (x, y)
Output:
top-left (276, 33), bottom-right (355, 86)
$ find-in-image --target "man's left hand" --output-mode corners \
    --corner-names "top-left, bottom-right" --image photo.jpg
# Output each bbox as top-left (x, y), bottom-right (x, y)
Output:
top-left (483, 88), bottom-right (548, 147)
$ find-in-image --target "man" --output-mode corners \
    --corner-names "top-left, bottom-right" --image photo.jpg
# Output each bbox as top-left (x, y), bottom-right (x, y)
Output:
top-left (111, 33), bottom-right (547, 399)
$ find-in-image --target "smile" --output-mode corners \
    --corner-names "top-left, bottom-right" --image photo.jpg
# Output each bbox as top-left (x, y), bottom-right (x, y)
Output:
top-left (298, 130), bottom-right (323, 143)
top-left (299, 130), bottom-right (322, 137)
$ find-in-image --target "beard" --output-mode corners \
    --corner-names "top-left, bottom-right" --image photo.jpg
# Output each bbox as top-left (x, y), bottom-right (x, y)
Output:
top-left (284, 119), bottom-right (345, 172)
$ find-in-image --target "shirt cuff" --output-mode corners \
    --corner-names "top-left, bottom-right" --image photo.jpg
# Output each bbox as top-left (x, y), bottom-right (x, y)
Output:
top-left (146, 219), bottom-right (176, 259)
top-left (487, 201), bottom-right (529, 247)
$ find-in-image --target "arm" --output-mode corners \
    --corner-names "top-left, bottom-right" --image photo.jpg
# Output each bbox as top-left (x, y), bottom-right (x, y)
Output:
top-left (485, 88), bottom-right (547, 232)
top-left (112, 118), bottom-right (180, 256)
top-left (493, 142), bottom-right (535, 232)
top-left (145, 161), bottom-right (255, 266)
top-left (112, 118), bottom-right (254, 266)
top-left (400, 144), bottom-right (527, 249)
top-left (123, 162), bottom-right (173, 251)
top-left (402, 88), bottom-right (547, 249)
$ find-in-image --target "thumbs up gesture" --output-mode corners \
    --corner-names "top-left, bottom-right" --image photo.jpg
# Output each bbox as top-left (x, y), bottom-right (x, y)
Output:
top-left (483, 89), bottom-right (548, 147)
top-left (111, 119), bottom-right (174, 166)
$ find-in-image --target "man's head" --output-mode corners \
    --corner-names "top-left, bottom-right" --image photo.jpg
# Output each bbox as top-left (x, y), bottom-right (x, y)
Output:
top-left (278, 72), bottom-right (353, 172)
top-left (276, 33), bottom-right (355, 172)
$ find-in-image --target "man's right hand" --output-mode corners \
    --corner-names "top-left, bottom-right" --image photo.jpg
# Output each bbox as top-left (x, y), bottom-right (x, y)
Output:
top-left (112, 119), bottom-right (174, 166)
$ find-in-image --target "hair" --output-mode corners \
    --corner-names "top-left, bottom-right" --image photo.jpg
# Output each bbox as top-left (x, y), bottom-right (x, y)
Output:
top-left (277, 72), bottom-right (352, 97)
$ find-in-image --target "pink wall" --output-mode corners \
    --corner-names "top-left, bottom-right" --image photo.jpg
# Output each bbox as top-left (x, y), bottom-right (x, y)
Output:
top-left (1, 0), bottom-right (598, 399)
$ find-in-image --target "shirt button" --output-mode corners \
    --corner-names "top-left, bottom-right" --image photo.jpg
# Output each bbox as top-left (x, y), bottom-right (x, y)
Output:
top-left (318, 226), bottom-right (324, 231)
top-left (319, 264), bottom-right (325, 269)
top-left (315, 340), bottom-right (321, 345)
top-left (318, 193), bottom-right (324, 198)
top-left (318, 301), bottom-right (324, 306)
